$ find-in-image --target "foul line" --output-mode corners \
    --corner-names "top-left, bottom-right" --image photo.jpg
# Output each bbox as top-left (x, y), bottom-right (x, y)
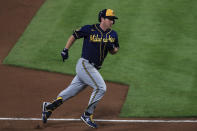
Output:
top-left (0, 117), bottom-right (197, 123)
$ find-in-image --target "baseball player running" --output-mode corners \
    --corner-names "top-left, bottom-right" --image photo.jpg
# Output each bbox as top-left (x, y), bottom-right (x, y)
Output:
top-left (42, 9), bottom-right (119, 128)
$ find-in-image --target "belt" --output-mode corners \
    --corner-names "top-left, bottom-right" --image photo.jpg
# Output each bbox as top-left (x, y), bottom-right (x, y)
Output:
top-left (82, 58), bottom-right (101, 70)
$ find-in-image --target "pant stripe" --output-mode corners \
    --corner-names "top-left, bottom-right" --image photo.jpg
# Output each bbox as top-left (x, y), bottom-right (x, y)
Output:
top-left (82, 60), bottom-right (99, 104)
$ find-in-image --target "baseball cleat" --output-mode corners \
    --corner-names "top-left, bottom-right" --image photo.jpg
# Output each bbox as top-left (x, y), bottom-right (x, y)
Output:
top-left (81, 113), bottom-right (97, 128)
top-left (42, 102), bottom-right (52, 124)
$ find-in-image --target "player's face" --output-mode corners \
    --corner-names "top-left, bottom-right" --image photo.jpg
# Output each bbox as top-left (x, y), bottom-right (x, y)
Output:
top-left (103, 18), bottom-right (114, 28)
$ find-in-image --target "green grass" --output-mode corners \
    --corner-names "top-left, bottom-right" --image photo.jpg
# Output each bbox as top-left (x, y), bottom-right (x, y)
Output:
top-left (3, 0), bottom-right (197, 117)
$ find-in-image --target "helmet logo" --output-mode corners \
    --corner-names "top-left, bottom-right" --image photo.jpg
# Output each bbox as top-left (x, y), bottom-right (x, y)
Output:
top-left (106, 9), bottom-right (115, 17)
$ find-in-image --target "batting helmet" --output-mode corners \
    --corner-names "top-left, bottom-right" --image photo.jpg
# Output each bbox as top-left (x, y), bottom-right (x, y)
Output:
top-left (98, 9), bottom-right (118, 23)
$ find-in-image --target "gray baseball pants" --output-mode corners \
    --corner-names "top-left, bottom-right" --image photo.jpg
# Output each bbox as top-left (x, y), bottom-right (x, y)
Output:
top-left (57, 58), bottom-right (106, 114)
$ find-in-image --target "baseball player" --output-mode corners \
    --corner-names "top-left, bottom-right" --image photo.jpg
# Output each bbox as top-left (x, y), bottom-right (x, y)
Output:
top-left (42, 9), bottom-right (119, 128)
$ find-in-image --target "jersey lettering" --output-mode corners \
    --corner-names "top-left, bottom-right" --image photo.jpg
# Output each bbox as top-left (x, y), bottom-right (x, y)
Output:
top-left (90, 34), bottom-right (115, 43)
top-left (90, 34), bottom-right (102, 42)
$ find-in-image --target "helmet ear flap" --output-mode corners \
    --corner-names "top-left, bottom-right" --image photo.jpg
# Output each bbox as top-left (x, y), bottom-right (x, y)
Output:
top-left (98, 10), bottom-right (102, 22)
top-left (98, 9), bottom-right (106, 22)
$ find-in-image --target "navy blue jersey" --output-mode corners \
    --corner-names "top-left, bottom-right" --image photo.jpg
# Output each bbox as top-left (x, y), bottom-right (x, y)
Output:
top-left (72, 24), bottom-right (119, 68)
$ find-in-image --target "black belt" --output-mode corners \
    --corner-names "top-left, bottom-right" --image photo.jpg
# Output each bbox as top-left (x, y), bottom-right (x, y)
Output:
top-left (89, 60), bottom-right (101, 70)
top-left (82, 58), bottom-right (101, 70)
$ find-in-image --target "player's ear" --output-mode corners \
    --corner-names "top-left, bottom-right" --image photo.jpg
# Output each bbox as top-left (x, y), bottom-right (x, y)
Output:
top-left (100, 17), bottom-right (105, 22)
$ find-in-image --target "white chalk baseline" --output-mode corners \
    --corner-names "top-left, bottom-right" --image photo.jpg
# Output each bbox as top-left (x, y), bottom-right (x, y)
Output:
top-left (0, 117), bottom-right (197, 123)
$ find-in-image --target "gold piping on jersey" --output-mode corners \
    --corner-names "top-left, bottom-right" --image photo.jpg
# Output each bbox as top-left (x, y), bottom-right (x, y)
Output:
top-left (94, 24), bottom-right (103, 62)
top-left (103, 30), bottom-right (112, 59)
top-left (82, 60), bottom-right (99, 104)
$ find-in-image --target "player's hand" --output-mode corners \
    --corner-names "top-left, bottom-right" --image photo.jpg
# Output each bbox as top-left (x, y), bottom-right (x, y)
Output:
top-left (106, 43), bottom-right (115, 51)
top-left (61, 48), bottom-right (69, 62)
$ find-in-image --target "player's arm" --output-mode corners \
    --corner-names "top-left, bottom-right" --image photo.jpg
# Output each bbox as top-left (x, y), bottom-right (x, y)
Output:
top-left (61, 25), bottom-right (90, 62)
top-left (61, 35), bottom-right (76, 62)
top-left (109, 47), bottom-right (119, 55)
top-left (65, 35), bottom-right (76, 49)
top-left (109, 32), bottom-right (119, 55)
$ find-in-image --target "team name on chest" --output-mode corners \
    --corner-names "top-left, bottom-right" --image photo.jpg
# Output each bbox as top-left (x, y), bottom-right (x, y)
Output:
top-left (90, 34), bottom-right (115, 43)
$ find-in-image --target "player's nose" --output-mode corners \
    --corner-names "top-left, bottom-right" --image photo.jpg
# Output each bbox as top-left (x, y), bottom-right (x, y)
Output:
top-left (109, 20), bottom-right (113, 24)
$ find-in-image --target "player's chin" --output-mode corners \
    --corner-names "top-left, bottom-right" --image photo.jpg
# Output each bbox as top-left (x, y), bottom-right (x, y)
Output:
top-left (108, 24), bottom-right (112, 28)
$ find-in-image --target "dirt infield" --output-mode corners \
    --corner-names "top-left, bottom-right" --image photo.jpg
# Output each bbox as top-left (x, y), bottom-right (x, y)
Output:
top-left (0, 0), bottom-right (196, 130)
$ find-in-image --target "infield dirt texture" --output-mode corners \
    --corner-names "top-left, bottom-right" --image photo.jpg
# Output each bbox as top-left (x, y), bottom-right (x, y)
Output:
top-left (0, 0), bottom-right (197, 131)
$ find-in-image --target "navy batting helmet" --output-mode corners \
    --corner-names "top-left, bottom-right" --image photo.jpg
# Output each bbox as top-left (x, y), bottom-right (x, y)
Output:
top-left (98, 9), bottom-right (118, 23)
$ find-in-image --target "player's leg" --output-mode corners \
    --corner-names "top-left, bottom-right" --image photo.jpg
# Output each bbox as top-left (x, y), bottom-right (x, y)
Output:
top-left (42, 75), bottom-right (87, 123)
top-left (84, 72), bottom-right (106, 115)
top-left (78, 58), bottom-right (106, 128)
top-left (57, 75), bottom-right (87, 101)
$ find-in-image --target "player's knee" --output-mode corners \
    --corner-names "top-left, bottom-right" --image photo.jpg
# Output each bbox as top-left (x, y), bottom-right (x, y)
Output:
top-left (99, 85), bottom-right (106, 94)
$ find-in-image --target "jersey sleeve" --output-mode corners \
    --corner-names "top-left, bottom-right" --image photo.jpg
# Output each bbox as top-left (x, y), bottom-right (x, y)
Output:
top-left (114, 32), bottom-right (119, 48)
top-left (72, 25), bottom-right (91, 39)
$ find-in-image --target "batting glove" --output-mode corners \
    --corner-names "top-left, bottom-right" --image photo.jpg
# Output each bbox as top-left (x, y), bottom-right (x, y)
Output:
top-left (61, 48), bottom-right (69, 62)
